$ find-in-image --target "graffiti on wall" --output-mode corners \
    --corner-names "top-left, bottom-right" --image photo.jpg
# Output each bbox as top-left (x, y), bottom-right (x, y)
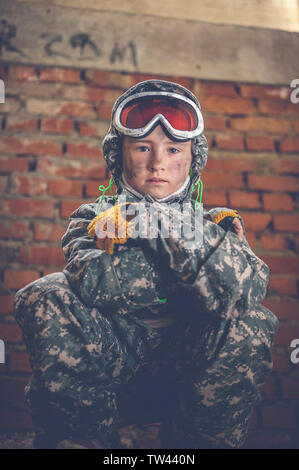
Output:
top-left (0, 18), bottom-right (138, 67)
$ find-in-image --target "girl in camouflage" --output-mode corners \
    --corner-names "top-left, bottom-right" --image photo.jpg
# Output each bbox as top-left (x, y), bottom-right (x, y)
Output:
top-left (14, 80), bottom-right (279, 450)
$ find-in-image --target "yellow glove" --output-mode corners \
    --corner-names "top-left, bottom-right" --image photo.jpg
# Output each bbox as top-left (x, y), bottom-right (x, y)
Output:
top-left (87, 202), bottom-right (137, 255)
top-left (210, 209), bottom-right (240, 225)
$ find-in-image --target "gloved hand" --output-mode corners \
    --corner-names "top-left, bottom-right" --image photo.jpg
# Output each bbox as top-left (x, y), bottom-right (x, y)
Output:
top-left (208, 207), bottom-right (245, 242)
top-left (137, 198), bottom-right (223, 285)
top-left (87, 202), bottom-right (138, 254)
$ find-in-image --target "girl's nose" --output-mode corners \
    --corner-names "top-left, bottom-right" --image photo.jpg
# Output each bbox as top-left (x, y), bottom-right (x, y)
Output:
top-left (148, 148), bottom-right (165, 171)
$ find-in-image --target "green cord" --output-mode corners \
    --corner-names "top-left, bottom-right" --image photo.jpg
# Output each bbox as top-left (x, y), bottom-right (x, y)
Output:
top-left (190, 179), bottom-right (203, 210)
top-left (194, 179), bottom-right (203, 210)
top-left (158, 298), bottom-right (167, 303)
top-left (96, 176), bottom-right (117, 214)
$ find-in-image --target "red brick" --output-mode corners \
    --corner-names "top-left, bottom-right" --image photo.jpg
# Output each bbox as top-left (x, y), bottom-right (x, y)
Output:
top-left (86, 70), bottom-right (134, 89)
top-left (37, 157), bottom-right (106, 180)
top-left (85, 70), bottom-right (111, 87)
top-left (268, 278), bottom-right (297, 296)
top-left (85, 181), bottom-right (104, 197)
top-left (239, 212), bottom-right (272, 231)
top-left (273, 215), bottom-right (299, 232)
top-left (248, 174), bottom-right (299, 192)
top-left (12, 176), bottom-right (48, 196)
top-left (260, 234), bottom-right (287, 251)
top-left (0, 97), bottom-right (21, 114)
top-left (262, 406), bottom-right (296, 428)
top-left (244, 232), bottom-right (256, 248)
top-left (66, 142), bottom-right (100, 159)
top-left (60, 200), bottom-right (83, 219)
top-left (0, 157), bottom-right (29, 173)
top-left (0, 220), bottom-right (30, 240)
top-left (6, 80), bottom-right (61, 99)
top-left (5, 118), bottom-right (38, 133)
top-left (0, 175), bottom-right (7, 192)
top-left (258, 99), bottom-right (299, 116)
top-left (273, 326), bottom-right (299, 346)
top-left (62, 85), bottom-right (121, 104)
top-left (294, 120), bottom-right (299, 133)
top-left (201, 191), bottom-right (228, 207)
top-left (281, 379), bottom-right (299, 399)
top-left (193, 80), bottom-right (238, 101)
top-left (0, 408), bottom-right (32, 430)
top-left (200, 81), bottom-right (238, 97)
top-left (230, 117), bottom-right (292, 134)
top-left (0, 324), bottom-right (22, 343)
top-left (41, 118), bottom-right (73, 134)
top-left (78, 121), bottom-right (109, 137)
top-left (240, 84), bottom-right (290, 101)
top-left (19, 246), bottom-right (65, 266)
top-left (262, 194), bottom-right (293, 212)
top-left (215, 135), bottom-right (244, 150)
top-left (280, 138), bottom-right (299, 153)
top-left (97, 106), bottom-right (113, 120)
top-left (246, 136), bottom-right (275, 152)
top-left (264, 300), bottom-right (299, 320)
top-left (203, 171), bottom-right (244, 189)
top-left (205, 155), bottom-right (259, 173)
top-left (0, 137), bottom-right (62, 156)
top-left (39, 68), bottom-right (81, 83)
top-left (0, 199), bottom-right (54, 218)
top-left (0, 377), bottom-right (30, 404)
top-left (8, 65), bottom-right (38, 81)
top-left (263, 256), bottom-right (299, 276)
top-left (48, 179), bottom-right (83, 197)
top-left (201, 96), bottom-right (256, 114)
top-left (248, 410), bottom-right (257, 429)
top-left (3, 269), bottom-right (40, 289)
top-left (0, 295), bottom-right (14, 314)
top-left (9, 352), bottom-right (31, 373)
top-left (272, 352), bottom-right (291, 372)
top-left (228, 191), bottom-right (261, 209)
top-left (273, 158), bottom-right (299, 175)
top-left (205, 116), bottom-right (227, 130)
top-left (26, 99), bottom-right (96, 118)
top-left (34, 222), bottom-right (67, 241)
top-left (261, 377), bottom-right (277, 398)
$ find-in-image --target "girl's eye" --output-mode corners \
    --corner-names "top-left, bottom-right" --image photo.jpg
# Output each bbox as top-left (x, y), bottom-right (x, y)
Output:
top-left (168, 147), bottom-right (180, 154)
top-left (136, 146), bottom-right (150, 152)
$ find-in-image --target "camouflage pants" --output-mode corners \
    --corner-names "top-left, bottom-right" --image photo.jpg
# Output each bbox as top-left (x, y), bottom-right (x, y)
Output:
top-left (14, 272), bottom-right (279, 449)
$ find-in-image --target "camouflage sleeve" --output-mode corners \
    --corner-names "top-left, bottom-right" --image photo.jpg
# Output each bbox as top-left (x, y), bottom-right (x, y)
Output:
top-left (141, 202), bottom-right (269, 321)
top-left (61, 198), bottom-right (167, 314)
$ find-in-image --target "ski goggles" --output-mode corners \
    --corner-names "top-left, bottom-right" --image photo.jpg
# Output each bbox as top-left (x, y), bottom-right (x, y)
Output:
top-left (113, 91), bottom-right (204, 141)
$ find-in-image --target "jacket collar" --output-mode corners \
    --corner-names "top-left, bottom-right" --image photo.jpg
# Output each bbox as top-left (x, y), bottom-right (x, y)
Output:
top-left (118, 173), bottom-right (193, 205)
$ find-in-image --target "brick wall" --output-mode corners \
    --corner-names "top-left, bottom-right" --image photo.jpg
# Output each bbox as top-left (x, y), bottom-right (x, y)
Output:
top-left (0, 64), bottom-right (298, 448)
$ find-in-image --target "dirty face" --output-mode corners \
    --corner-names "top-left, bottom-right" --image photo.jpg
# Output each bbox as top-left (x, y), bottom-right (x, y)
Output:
top-left (122, 125), bottom-right (192, 199)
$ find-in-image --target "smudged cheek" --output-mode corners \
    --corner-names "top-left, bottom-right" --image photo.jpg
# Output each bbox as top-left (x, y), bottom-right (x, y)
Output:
top-left (167, 161), bottom-right (189, 180)
top-left (124, 160), bottom-right (147, 179)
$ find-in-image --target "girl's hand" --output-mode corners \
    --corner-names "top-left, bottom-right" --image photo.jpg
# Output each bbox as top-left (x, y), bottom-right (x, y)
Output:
top-left (232, 217), bottom-right (244, 243)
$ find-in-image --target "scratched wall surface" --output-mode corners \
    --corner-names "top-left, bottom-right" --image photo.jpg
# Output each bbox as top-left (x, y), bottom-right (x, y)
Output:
top-left (1, 1), bottom-right (299, 84)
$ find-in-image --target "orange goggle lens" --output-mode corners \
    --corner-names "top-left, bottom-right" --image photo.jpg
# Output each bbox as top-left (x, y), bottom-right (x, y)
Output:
top-left (120, 96), bottom-right (198, 132)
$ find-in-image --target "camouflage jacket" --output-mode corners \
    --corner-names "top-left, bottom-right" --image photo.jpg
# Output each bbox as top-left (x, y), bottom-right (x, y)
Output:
top-left (61, 185), bottom-right (270, 323)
